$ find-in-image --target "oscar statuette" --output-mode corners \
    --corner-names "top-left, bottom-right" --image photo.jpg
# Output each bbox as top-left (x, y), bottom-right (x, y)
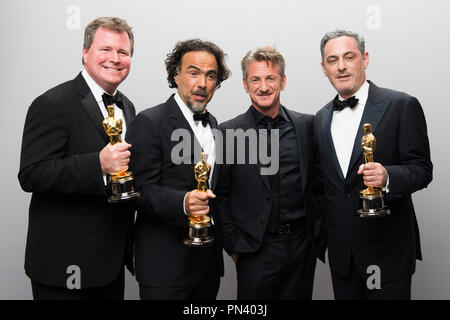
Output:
top-left (183, 152), bottom-right (214, 247)
top-left (102, 104), bottom-right (140, 203)
top-left (356, 123), bottom-right (390, 217)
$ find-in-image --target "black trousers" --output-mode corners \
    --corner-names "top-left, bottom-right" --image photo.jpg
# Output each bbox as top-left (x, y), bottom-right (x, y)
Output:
top-left (139, 276), bottom-right (220, 300)
top-left (236, 220), bottom-right (316, 300)
top-left (331, 254), bottom-right (412, 300)
top-left (31, 268), bottom-right (125, 300)
top-left (139, 250), bottom-right (221, 300)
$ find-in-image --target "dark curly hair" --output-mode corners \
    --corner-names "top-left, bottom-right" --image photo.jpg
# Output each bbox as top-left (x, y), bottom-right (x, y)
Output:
top-left (165, 39), bottom-right (231, 89)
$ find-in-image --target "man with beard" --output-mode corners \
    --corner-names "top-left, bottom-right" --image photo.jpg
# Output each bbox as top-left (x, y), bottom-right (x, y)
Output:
top-left (126, 39), bottom-right (230, 299)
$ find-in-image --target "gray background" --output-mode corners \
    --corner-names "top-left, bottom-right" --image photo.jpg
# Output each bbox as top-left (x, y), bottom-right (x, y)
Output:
top-left (1, 0), bottom-right (448, 299)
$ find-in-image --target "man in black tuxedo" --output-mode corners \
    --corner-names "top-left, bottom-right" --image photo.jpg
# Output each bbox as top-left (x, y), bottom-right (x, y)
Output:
top-left (215, 46), bottom-right (326, 299)
top-left (125, 39), bottom-right (230, 300)
top-left (18, 17), bottom-right (136, 299)
top-left (314, 30), bottom-right (433, 299)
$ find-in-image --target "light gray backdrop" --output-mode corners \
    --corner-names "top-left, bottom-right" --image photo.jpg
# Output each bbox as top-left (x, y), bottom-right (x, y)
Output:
top-left (1, 0), bottom-right (448, 300)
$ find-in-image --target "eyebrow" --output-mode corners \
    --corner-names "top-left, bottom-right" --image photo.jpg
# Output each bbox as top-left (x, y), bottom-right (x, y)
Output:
top-left (326, 51), bottom-right (356, 59)
top-left (250, 74), bottom-right (277, 79)
top-left (187, 65), bottom-right (201, 71)
top-left (98, 45), bottom-right (130, 53)
top-left (187, 65), bottom-right (217, 74)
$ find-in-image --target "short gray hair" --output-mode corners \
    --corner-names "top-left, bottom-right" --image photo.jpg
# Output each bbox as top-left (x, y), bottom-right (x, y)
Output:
top-left (320, 30), bottom-right (365, 61)
top-left (241, 46), bottom-right (285, 80)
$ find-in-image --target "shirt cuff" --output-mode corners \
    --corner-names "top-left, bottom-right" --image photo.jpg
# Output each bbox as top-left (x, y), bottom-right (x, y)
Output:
top-left (183, 192), bottom-right (189, 215)
top-left (382, 175), bottom-right (390, 193)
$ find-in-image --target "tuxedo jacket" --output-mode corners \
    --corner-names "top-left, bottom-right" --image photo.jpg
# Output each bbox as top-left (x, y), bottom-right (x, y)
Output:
top-left (314, 81), bottom-right (432, 282)
top-left (125, 94), bottom-right (224, 288)
top-left (215, 106), bottom-right (326, 262)
top-left (18, 72), bottom-right (136, 288)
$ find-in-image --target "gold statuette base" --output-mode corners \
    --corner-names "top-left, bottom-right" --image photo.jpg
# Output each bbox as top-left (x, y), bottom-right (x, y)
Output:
top-left (108, 171), bottom-right (141, 203)
top-left (184, 219), bottom-right (214, 247)
top-left (356, 190), bottom-right (390, 218)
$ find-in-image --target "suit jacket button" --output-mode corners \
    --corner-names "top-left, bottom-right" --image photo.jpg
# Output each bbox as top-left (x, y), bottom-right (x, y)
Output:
top-left (260, 220), bottom-right (265, 225)
top-left (347, 193), bottom-right (351, 198)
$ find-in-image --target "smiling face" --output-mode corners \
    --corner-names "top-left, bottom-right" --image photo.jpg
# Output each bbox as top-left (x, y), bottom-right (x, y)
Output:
top-left (174, 50), bottom-right (218, 113)
top-left (82, 26), bottom-right (131, 94)
top-left (321, 36), bottom-right (369, 99)
top-left (243, 60), bottom-right (286, 116)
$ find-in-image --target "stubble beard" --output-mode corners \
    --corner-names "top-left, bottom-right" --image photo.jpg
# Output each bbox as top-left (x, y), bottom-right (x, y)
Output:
top-left (187, 100), bottom-right (207, 114)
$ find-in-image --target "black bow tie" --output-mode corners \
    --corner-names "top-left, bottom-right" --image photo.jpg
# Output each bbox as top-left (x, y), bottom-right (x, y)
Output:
top-left (193, 112), bottom-right (210, 127)
top-left (102, 92), bottom-right (123, 110)
top-left (333, 95), bottom-right (359, 111)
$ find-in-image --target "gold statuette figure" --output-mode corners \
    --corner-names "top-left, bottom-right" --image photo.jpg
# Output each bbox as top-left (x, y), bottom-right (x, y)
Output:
top-left (360, 123), bottom-right (382, 198)
top-left (184, 152), bottom-right (214, 246)
top-left (356, 123), bottom-right (390, 217)
top-left (103, 105), bottom-right (140, 203)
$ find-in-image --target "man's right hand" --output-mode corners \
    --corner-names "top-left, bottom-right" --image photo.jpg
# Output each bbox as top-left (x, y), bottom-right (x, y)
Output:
top-left (185, 189), bottom-right (216, 217)
top-left (232, 253), bottom-right (239, 263)
top-left (99, 142), bottom-right (131, 175)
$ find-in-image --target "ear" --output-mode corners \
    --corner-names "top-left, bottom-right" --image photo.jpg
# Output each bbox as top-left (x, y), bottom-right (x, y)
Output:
top-left (280, 74), bottom-right (287, 91)
top-left (321, 61), bottom-right (328, 77)
top-left (82, 47), bottom-right (88, 65)
top-left (243, 78), bottom-right (249, 93)
top-left (174, 72), bottom-right (179, 86)
top-left (363, 52), bottom-right (369, 70)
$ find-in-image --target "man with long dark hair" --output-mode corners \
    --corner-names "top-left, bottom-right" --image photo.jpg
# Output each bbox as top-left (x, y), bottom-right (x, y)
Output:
top-left (126, 39), bottom-right (230, 299)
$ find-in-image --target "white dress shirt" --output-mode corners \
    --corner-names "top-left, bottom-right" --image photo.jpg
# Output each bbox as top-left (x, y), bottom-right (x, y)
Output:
top-left (330, 81), bottom-right (389, 190)
top-left (82, 70), bottom-right (127, 185)
top-left (174, 93), bottom-right (216, 215)
top-left (330, 81), bottom-right (369, 178)
top-left (174, 93), bottom-right (216, 184)
top-left (81, 70), bottom-right (127, 137)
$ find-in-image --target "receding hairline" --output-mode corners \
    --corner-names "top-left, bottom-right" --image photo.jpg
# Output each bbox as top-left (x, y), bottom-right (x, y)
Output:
top-left (322, 35), bottom-right (364, 60)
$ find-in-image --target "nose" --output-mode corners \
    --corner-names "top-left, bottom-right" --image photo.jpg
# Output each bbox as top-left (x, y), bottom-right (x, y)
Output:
top-left (109, 50), bottom-right (120, 63)
top-left (260, 79), bottom-right (269, 92)
top-left (337, 57), bottom-right (346, 72)
top-left (197, 75), bottom-right (207, 88)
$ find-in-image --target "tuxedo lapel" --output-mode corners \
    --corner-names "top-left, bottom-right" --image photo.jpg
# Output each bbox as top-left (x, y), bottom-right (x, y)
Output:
top-left (167, 95), bottom-right (203, 167)
top-left (117, 90), bottom-right (135, 125)
top-left (209, 114), bottom-right (220, 191)
top-left (320, 103), bottom-right (345, 181)
top-left (347, 82), bottom-right (391, 174)
top-left (75, 73), bottom-right (109, 144)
